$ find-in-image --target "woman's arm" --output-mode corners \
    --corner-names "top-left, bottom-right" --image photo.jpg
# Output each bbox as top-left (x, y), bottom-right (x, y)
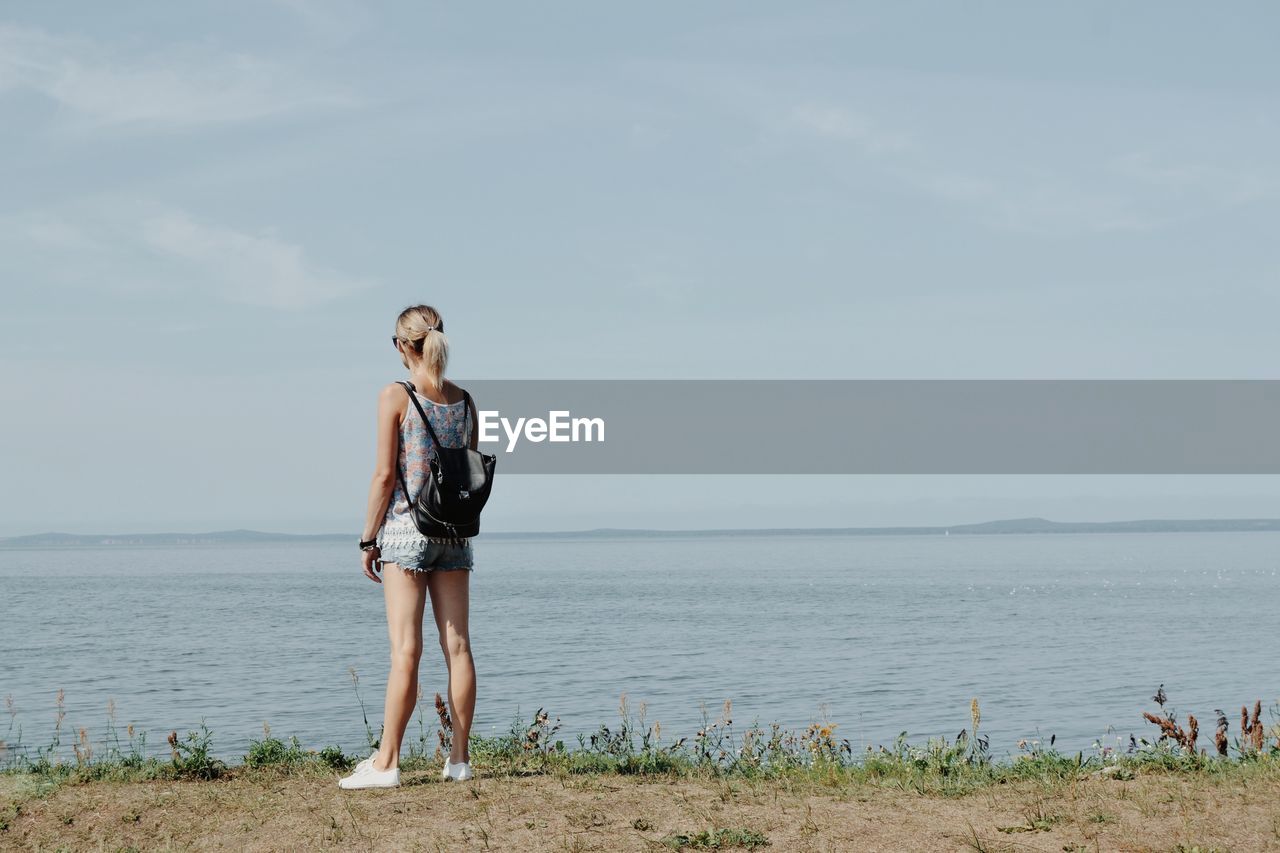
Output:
top-left (361, 384), bottom-right (403, 542)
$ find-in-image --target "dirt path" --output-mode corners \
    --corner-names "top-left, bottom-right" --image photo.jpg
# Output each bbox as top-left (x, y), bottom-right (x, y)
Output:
top-left (4, 767), bottom-right (1280, 851)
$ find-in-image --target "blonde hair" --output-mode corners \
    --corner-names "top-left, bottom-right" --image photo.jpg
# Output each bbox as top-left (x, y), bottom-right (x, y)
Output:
top-left (395, 304), bottom-right (449, 390)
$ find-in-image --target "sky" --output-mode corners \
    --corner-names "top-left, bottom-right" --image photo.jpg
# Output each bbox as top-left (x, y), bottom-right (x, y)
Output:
top-left (2, 1), bottom-right (1279, 536)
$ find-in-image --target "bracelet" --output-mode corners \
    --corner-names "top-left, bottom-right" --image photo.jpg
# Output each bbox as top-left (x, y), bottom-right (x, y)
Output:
top-left (359, 538), bottom-right (379, 551)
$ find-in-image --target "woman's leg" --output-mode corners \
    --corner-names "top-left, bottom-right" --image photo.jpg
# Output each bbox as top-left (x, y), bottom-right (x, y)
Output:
top-left (427, 569), bottom-right (474, 763)
top-left (374, 561), bottom-right (430, 771)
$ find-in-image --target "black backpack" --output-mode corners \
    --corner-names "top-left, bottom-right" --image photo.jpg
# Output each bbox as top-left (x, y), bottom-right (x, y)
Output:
top-left (396, 380), bottom-right (496, 544)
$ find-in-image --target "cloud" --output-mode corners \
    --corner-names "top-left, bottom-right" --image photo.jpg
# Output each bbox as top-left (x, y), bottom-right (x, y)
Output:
top-left (894, 165), bottom-right (1158, 235)
top-left (20, 213), bottom-right (104, 250)
top-left (269, 0), bottom-right (373, 43)
top-left (1111, 152), bottom-right (1280, 206)
top-left (7, 203), bottom-right (372, 310)
top-left (790, 103), bottom-right (915, 155)
top-left (782, 102), bottom-right (1167, 235)
top-left (140, 211), bottom-right (369, 309)
top-left (0, 23), bottom-right (351, 128)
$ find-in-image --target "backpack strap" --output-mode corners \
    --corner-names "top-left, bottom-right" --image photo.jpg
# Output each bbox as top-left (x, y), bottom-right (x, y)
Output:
top-left (396, 381), bottom-right (474, 502)
top-left (462, 389), bottom-right (478, 448)
top-left (399, 380), bottom-right (443, 449)
top-left (396, 380), bottom-right (440, 507)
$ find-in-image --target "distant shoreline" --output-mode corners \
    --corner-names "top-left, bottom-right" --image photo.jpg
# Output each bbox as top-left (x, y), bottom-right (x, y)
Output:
top-left (6, 516), bottom-right (1280, 548)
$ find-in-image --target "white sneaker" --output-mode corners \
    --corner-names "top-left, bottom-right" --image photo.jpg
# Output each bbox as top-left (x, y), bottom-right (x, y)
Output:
top-left (441, 758), bottom-right (453, 780)
top-left (338, 755), bottom-right (400, 789)
top-left (444, 759), bottom-right (474, 781)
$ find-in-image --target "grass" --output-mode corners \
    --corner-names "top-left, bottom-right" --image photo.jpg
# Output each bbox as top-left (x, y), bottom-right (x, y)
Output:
top-left (2, 684), bottom-right (1280, 850)
top-left (660, 826), bottom-right (771, 849)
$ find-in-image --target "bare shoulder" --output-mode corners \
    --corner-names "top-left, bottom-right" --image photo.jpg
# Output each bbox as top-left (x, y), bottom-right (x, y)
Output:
top-left (374, 384), bottom-right (408, 435)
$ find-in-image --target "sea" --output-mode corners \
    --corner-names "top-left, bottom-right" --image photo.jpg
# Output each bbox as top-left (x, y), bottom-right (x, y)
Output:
top-left (2, 531), bottom-right (1278, 764)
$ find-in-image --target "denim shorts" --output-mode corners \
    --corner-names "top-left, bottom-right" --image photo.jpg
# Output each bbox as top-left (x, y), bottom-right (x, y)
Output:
top-left (378, 539), bottom-right (474, 574)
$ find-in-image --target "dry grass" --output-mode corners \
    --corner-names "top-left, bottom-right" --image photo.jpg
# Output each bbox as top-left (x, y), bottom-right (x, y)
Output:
top-left (4, 763), bottom-right (1280, 852)
top-left (6, 687), bottom-right (1280, 849)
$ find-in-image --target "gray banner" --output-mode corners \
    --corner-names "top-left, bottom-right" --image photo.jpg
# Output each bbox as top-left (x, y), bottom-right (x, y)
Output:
top-left (453, 380), bottom-right (1280, 473)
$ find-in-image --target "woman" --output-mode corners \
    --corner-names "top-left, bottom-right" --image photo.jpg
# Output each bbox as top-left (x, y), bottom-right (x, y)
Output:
top-left (339, 304), bottom-right (478, 789)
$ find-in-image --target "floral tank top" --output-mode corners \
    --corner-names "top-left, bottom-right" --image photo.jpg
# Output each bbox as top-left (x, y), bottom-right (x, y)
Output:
top-left (376, 383), bottom-right (473, 548)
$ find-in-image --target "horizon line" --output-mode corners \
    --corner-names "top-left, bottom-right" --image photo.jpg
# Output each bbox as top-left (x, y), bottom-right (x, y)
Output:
top-left (8, 515), bottom-right (1280, 544)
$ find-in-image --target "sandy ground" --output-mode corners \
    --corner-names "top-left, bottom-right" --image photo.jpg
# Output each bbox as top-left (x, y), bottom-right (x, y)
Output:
top-left (3, 766), bottom-right (1280, 851)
